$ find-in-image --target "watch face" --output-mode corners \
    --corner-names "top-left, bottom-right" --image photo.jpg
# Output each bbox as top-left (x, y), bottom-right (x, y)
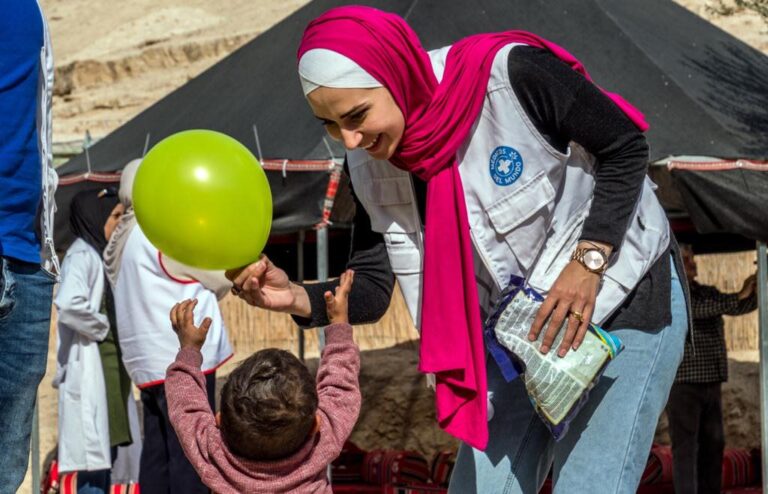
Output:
top-left (583, 250), bottom-right (606, 270)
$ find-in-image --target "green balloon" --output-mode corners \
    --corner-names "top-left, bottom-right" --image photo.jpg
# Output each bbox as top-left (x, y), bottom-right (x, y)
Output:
top-left (133, 130), bottom-right (272, 270)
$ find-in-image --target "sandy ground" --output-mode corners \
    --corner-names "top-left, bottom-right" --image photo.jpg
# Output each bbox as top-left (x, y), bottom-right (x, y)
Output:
top-left (21, 0), bottom-right (768, 492)
top-left (42, 0), bottom-right (312, 143)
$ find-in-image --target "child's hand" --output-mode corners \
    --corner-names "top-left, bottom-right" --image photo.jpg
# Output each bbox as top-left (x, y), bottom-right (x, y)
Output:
top-left (169, 299), bottom-right (211, 351)
top-left (325, 270), bottom-right (354, 325)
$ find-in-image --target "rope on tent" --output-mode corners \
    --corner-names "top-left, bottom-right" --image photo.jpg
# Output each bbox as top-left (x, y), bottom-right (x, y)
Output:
top-left (282, 159), bottom-right (288, 179)
top-left (252, 124), bottom-right (265, 166)
top-left (322, 136), bottom-right (337, 165)
top-left (84, 130), bottom-right (93, 178)
top-left (403, 0), bottom-right (419, 20)
top-left (142, 133), bottom-right (151, 157)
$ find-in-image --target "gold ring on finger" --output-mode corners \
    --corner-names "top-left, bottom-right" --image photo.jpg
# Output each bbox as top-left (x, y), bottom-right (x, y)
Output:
top-left (570, 310), bottom-right (584, 322)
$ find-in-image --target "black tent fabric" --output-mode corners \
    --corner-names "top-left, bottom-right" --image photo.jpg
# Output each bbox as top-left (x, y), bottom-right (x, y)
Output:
top-left (55, 0), bottom-right (768, 252)
top-left (648, 164), bottom-right (760, 253)
top-left (54, 164), bottom-right (354, 255)
top-left (55, 174), bottom-right (121, 253)
top-left (670, 163), bottom-right (768, 243)
top-left (56, 0), bottom-right (768, 179)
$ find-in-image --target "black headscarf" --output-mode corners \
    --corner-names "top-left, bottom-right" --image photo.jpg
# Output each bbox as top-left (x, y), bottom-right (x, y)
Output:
top-left (69, 188), bottom-right (119, 256)
top-left (70, 187), bottom-right (135, 447)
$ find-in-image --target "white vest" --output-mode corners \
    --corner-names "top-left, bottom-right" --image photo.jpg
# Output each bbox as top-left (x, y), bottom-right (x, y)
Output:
top-left (347, 43), bottom-right (669, 329)
top-left (115, 226), bottom-right (233, 386)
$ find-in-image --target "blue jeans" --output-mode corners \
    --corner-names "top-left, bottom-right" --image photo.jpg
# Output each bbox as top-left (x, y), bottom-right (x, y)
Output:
top-left (0, 257), bottom-right (55, 492)
top-left (449, 265), bottom-right (688, 494)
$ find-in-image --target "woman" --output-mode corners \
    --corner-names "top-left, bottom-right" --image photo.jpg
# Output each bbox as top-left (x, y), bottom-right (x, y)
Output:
top-left (54, 188), bottom-right (124, 493)
top-left (231, 6), bottom-right (689, 493)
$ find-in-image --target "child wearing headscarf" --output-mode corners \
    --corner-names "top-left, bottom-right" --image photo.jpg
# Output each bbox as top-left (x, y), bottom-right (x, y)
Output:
top-left (54, 188), bottom-right (124, 492)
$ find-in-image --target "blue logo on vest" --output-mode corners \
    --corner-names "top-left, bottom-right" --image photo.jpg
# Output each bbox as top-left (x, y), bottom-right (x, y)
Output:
top-left (489, 146), bottom-right (523, 186)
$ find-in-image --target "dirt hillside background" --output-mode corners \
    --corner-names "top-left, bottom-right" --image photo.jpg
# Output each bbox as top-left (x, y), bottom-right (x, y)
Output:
top-left (41, 0), bottom-right (767, 144)
top-left (22, 1), bottom-right (767, 491)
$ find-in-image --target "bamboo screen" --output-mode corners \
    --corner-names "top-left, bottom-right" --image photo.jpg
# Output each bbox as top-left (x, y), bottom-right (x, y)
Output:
top-left (220, 249), bottom-right (761, 367)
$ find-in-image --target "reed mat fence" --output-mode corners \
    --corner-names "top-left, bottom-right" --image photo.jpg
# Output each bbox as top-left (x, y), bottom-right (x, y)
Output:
top-left (219, 250), bottom-right (761, 370)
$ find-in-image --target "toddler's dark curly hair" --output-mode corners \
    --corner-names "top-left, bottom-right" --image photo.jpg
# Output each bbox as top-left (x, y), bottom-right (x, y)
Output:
top-left (219, 349), bottom-right (318, 460)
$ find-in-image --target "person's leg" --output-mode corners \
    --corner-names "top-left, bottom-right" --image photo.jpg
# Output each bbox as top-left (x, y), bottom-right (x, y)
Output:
top-left (448, 361), bottom-right (554, 494)
top-left (158, 372), bottom-right (216, 494)
top-left (76, 468), bottom-right (111, 494)
top-left (666, 383), bottom-right (703, 494)
top-left (0, 258), bottom-right (55, 490)
top-left (697, 383), bottom-right (725, 494)
top-left (139, 385), bottom-right (171, 494)
top-left (552, 265), bottom-right (688, 493)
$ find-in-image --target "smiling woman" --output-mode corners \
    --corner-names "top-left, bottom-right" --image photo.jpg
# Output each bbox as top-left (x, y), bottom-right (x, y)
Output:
top-left (230, 5), bottom-right (691, 493)
top-left (307, 86), bottom-right (404, 160)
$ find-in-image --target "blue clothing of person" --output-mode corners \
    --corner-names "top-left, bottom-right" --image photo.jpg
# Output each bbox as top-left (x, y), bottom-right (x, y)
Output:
top-left (0, 1), bottom-right (57, 491)
top-left (0, 259), bottom-right (56, 488)
top-left (0, 0), bottom-right (44, 264)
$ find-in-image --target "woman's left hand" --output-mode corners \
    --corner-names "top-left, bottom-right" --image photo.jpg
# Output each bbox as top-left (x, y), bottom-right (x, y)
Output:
top-left (527, 257), bottom-right (603, 357)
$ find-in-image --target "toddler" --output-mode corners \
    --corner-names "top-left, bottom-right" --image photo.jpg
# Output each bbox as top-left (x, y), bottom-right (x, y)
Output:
top-left (165, 270), bottom-right (360, 493)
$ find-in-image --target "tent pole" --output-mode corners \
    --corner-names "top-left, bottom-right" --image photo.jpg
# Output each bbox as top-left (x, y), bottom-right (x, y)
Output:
top-left (316, 224), bottom-right (330, 485)
top-left (317, 226), bottom-right (328, 282)
top-left (31, 399), bottom-right (39, 494)
top-left (317, 226), bottom-right (328, 351)
top-left (297, 230), bottom-right (305, 361)
top-left (758, 240), bottom-right (768, 491)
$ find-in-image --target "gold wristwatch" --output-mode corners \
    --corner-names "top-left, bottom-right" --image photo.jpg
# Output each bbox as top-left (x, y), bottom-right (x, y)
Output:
top-left (570, 245), bottom-right (609, 275)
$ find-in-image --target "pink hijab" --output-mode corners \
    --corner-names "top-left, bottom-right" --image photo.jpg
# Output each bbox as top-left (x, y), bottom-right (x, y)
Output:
top-left (298, 6), bottom-right (647, 451)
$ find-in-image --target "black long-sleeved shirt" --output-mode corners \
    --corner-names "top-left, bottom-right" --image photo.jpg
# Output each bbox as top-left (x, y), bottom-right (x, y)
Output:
top-left (294, 46), bottom-right (678, 331)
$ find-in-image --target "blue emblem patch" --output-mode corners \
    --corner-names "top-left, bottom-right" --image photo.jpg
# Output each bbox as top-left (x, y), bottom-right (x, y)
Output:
top-left (489, 146), bottom-right (523, 186)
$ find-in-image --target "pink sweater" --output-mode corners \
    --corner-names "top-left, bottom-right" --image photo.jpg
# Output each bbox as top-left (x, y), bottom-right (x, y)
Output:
top-left (165, 323), bottom-right (361, 494)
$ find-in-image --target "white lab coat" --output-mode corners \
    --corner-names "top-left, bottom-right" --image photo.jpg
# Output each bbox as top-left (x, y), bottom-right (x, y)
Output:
top-left (53, 238), bottom-right (111, 472)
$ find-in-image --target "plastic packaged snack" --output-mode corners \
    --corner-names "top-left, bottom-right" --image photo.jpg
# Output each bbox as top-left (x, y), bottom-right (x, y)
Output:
top-left (484, 275), bottom-right (623, 440)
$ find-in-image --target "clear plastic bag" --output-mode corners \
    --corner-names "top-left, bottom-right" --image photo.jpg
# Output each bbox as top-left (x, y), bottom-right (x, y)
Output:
top-left (484, 275), bottom-right (623, 440)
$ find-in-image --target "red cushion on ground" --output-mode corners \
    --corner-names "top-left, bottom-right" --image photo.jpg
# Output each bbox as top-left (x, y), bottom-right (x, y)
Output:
top-left (58, 472), bottom-right (78, 494)
top-left (362, 450), bottom-right (431, 486)
top-left (332, 441), bottom-right (367, 484)
top-left (430, 451), bottom-right (456, 487)
top-left (332, 484), bottom-right (384, 494)
top-left (641, 445), bottom-right (674, 485)
top-left (381, 483), bottom-right (448, 494)
top-left (109, 485), bottom-right (140, 494)
top-left (722, 448), bottom-right (759, 488)
top-left (636, 485), bottom-right (676, 494)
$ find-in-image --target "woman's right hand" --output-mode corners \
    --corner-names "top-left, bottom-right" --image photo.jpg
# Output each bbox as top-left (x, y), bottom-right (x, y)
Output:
top-left (225, 255), bottom-right (311, 316)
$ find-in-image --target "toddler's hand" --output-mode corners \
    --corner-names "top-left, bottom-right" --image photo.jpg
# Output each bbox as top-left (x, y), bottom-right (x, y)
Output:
top-left (325, 270), bottom-right (354, 325)
top-left (169, 299), bottom-right (211, 351)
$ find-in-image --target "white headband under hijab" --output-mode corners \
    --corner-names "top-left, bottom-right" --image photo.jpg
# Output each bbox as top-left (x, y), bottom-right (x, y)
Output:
top-left (298, 48), bottom-right (382, 95)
